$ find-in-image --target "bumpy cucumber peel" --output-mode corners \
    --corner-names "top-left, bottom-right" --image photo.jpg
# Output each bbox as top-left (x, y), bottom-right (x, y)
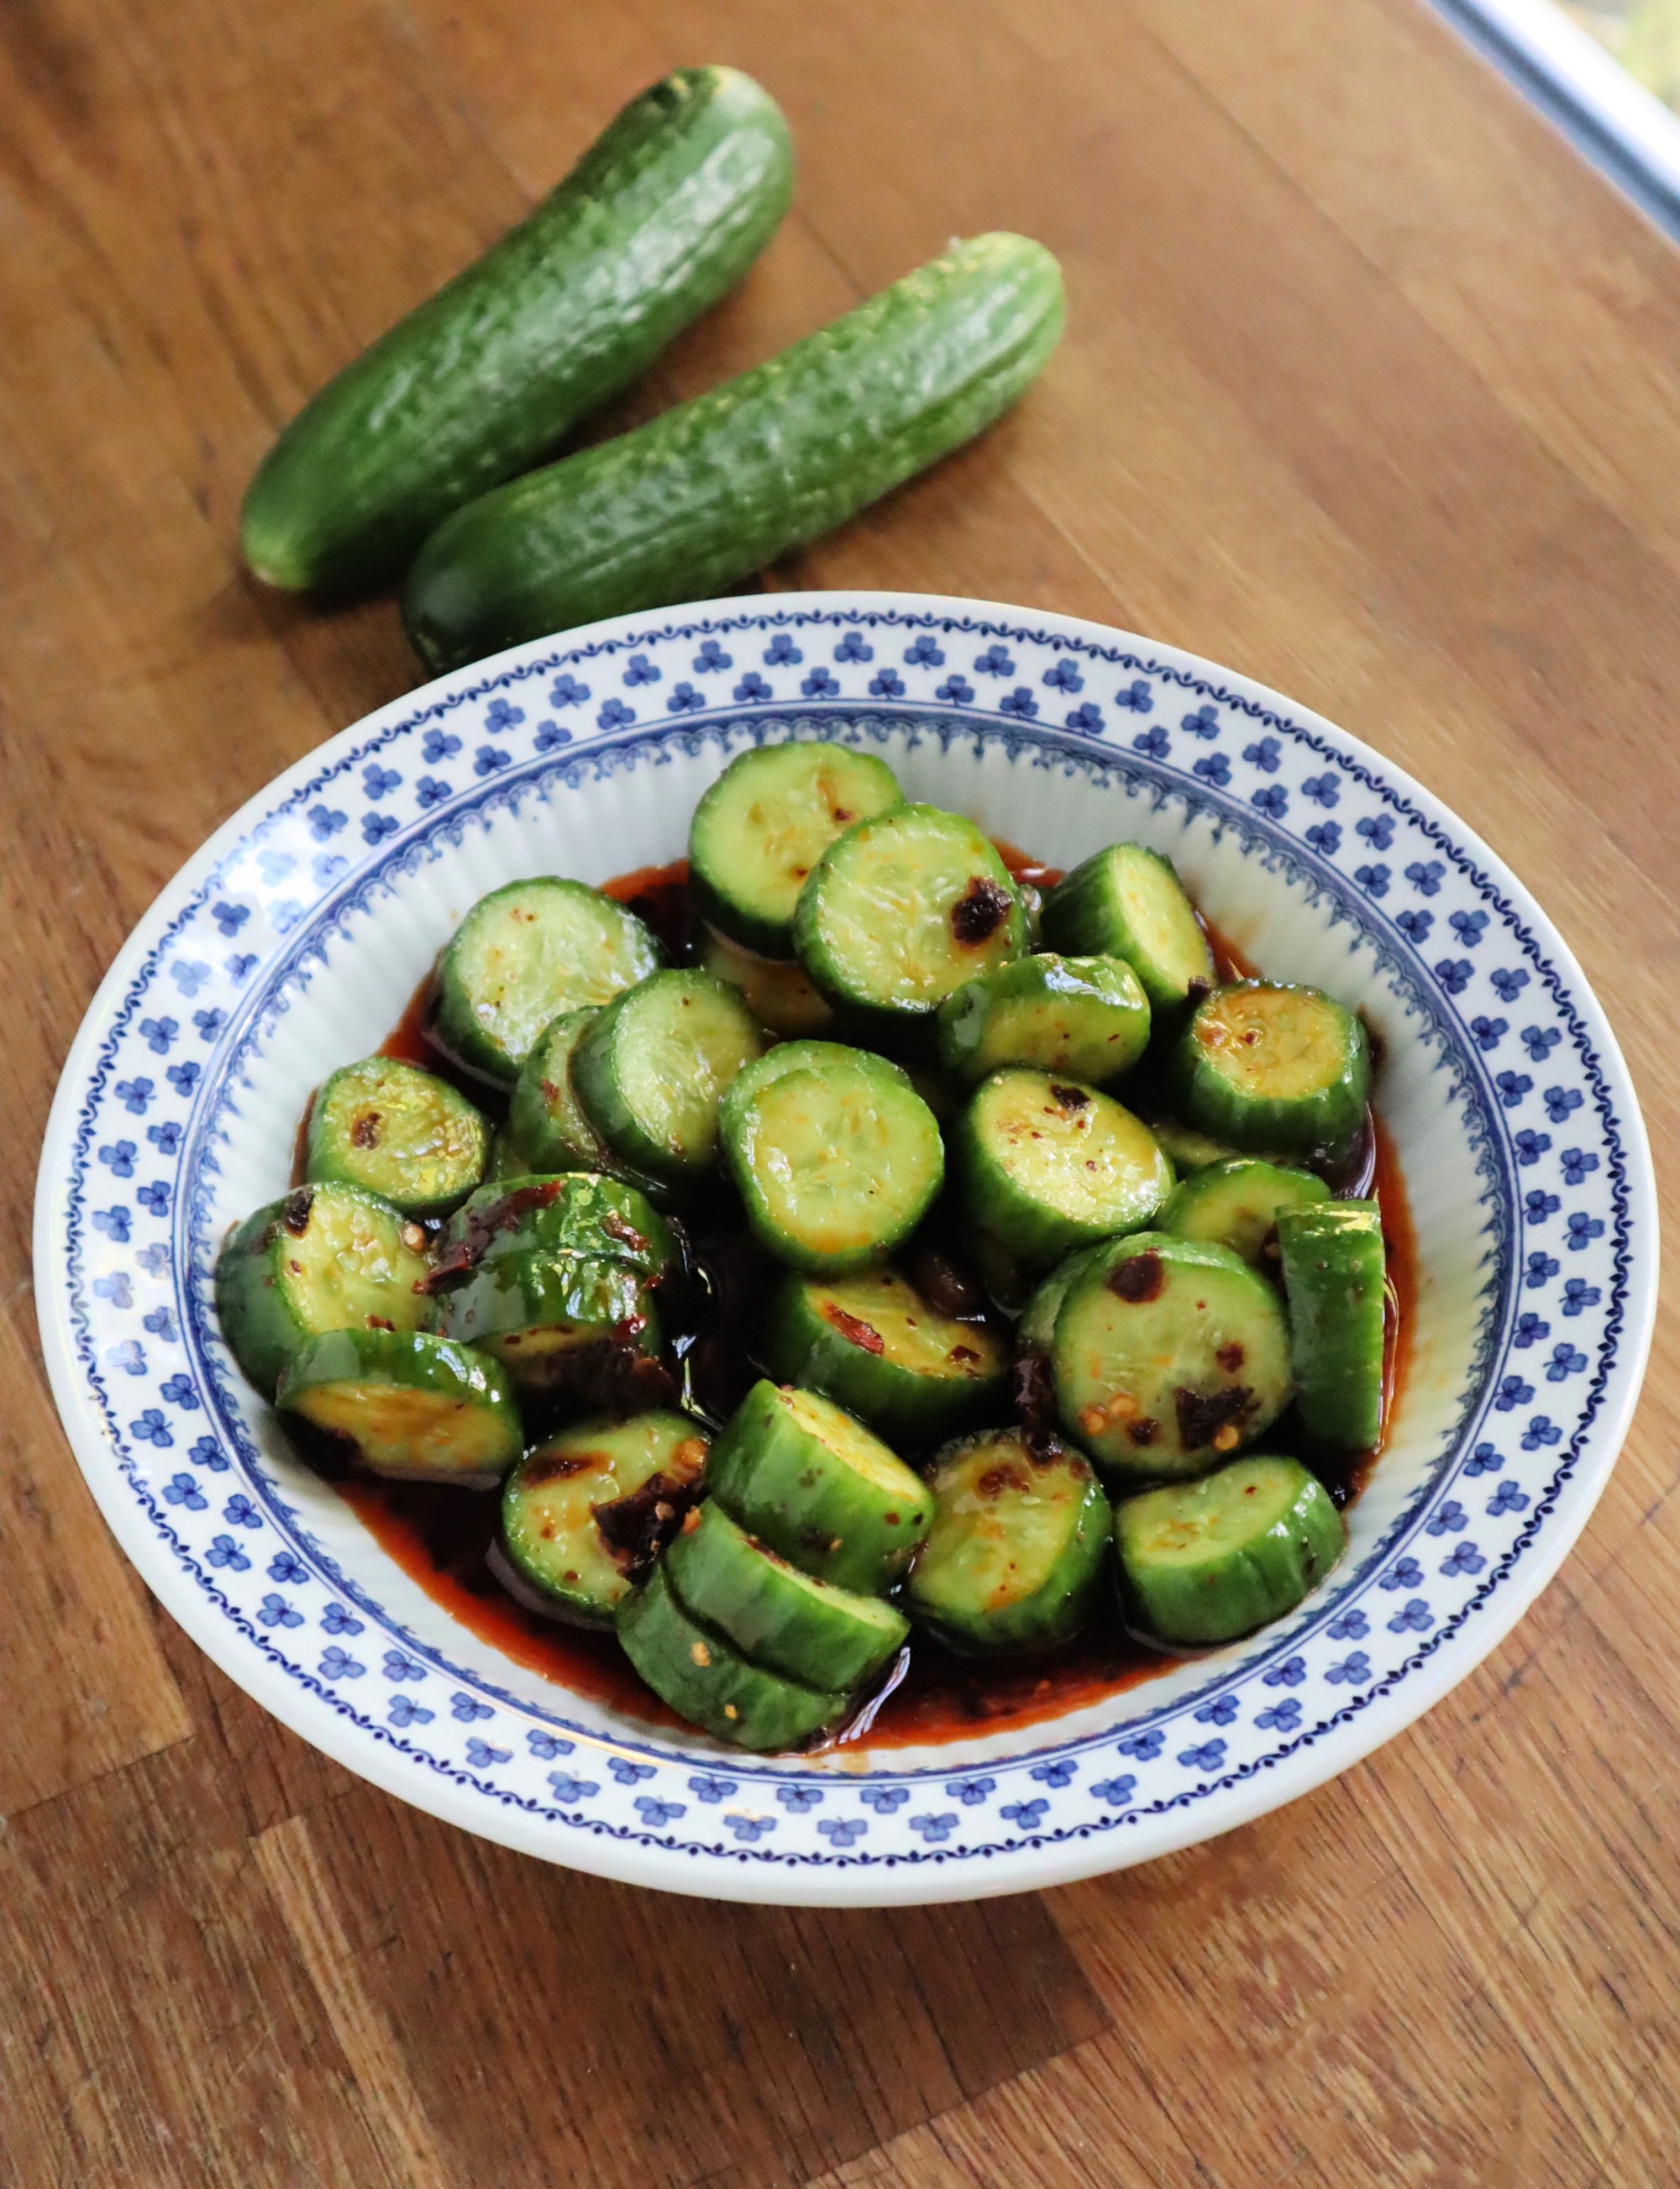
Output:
top-left (403, 232), bottom-right (1066, 669)
top-left (242, 68), bottom-right (794, 593)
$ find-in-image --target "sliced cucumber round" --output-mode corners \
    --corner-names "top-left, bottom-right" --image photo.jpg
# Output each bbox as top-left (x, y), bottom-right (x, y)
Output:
top-left (215, 1184), bottom-right (432, 1400)
top-left (937, 953), bottom-right (1151, 1086)
top-left (572, 970), bottom-right (764, 1184)
top-left (433, 1173), bottom-right (675, 1283)
top-left (953, 1068), bottom-right (1173, 1266)
top-left (664, 1500), bottom-right (908, 1689)
top-left (906, 1428), bottom-right (1109, 1656)
top-left (617, 1562), bottom-right (851, 1751)
top-left (793, 804), bottom-right (1026, 1042)
top-left (499, 1410), bottom-right (709, 1626)
top-left (1145, 1116), bottom-right (1247, 1175)
top-left (1050, 1232), bottom-right (1292, 1483)
top-left (721, 1044), bottom-right (944, 1274)
top-left (759, 1267), bottom-right (1009, 1444)
top-left (1158, 1157), bottom-right (1331, 1268)
top-left (1016, 1241), bottom-right (1110, 1355)
top-left (276, 1327), bottom-right (521, 1486)
top-left (1113, 1454), bottom-right (1346, 1647)
top-left (706, 1379), bottom-right (931, 1593)
top-left (696, 921), bottom-right (835, 1037)
top-left (1040, 844), bottom-right (1214, 1011)
top-left (1173, 982), bottom-right (1370, 1157)
top-left (1275, 1201), bottom-right (1387, 1448)
top-left (428, 1247), bottom-right (659, 1392)
top-left (690, 741), bottom-right (903, 955)
top-left (507, 1008), bottom-right (659, 1185)
top-left (431, 878), bottom-right (665, 1087)
top-left (304, 1057), bottom-right (489, 1220)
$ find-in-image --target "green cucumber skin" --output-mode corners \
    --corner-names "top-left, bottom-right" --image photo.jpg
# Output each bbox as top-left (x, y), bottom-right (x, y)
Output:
top-left (688, 743), bottom-right (906, 958)
top-left (721, 1046), bottom-right (945, 1276)
top-left (1016, 1241), bottom-right (1110, 1356)
top-left (403, 233), bottom-right (1066, 669)
top-left (617, 1564), bottom-right (851, 1751)
top-left (1276, 1204), bottom-right (1388, 1447)
top-left (305, 1058), bottom-right (490, 1220)
top-left (243, 69), bottom-right (794, 594)
top-left (275, 1327), bottom-right (522, 1483)
top-left (438, 1173), bottom-right (675, 1281)
top-left (1113, 1457), bottom-right (1347, 1648)
top-left (953, 1070), bottom-right (1173, 1267)
top-left (507, 1011), bottom-right (620, 1178)
top-left (665, 1502), bottom-right (909, 1690)
top-left (937, 953), bottom-right (1152, 1086)
top-left (1173, 983), bottom-right (1371, 1157)
top-left (431, 879), bottom-right (667, 1090)
top-left (500, 1410), bottom-right (708, 1625)
top-left (706, 1380), bottom-right (931, 1593)
top-left (572, 971), bottom-right (764, 1183)
top-left (1158, 1157), bottom-right (1331, 1268)
top-left (1040, 846), bottom-right (1215, 1012)
top-left (792, 806), bottom-right (1028, 1049)
top-left (1049, 1231), bottom-right (1294, 1483)
top-left (213, 1184), bottom-right (430, 1400)
top-left (759, 1270), bottom-right (1007, 1445)
top-left (906, 1433), bottom-right (1110, 1657)
top-left (428, 1247), bottom-right (655, 1358)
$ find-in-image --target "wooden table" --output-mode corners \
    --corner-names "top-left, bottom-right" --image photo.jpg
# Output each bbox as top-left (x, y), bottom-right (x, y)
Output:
top-left (3, 2), bottom-right (1675, 2181)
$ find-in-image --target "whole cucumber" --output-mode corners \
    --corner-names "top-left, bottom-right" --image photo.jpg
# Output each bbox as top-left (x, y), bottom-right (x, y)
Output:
top-left (402, 231), bottom-right (1066, 671)
top-left (240, 67), bottom-right (794, 594)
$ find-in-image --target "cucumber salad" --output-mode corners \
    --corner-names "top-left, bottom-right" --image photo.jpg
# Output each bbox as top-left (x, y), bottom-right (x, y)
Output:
top-left (215, 739), bottom-right (1396, 1752)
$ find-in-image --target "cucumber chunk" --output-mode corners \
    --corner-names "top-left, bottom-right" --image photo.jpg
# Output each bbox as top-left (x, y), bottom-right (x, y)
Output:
top-left (759, 1267), bottom-right (1009, 1444)
top-left (573, 970), bottom-right (764, 1184)
top-left (696, 922), bottom-right (836, 1037)
top-left (276, 1328), bottom-right (521, 1486)
top-left (1158, 1157), bottom-right (1331, 1268)
top-left (215, 1184), bottom-right (432, 1400)
top-left (906, 1429), bottom-right (1109, 1656)
top-left (690, 742), bottom-right (904, 956)
top-left (1016, 1241), bottom-right (1110, 1355)
top-left (507, 1008), bottom-right (659, 1186)
top-left (428, 1247), bottom-right (659, 1394)
top-left (434, 1173), bottom-right (675, 1283)
top-left (1145, 1116), bottom-right (1247, 1174)
top-left (953, 1068), bottom-right (1173, 1266)
top-left (722, 1044), bottom-right (944, 1274)
top-left (937, 953), bottom-right (1151, 1086)
top-left (1113, 1454), bottom-right (1347, 1647)
top-left (1040, 844), bottom-right (1215, 1011)
top-left (1050, 1232), bottom-right (1292, 1483)
top-left (706, 1380), bottom-right (932, 1593)
top-left (1173, 982), bottom-right (1370, 1157)
top-left (665, 1501), bottom-right (909, 1689)
top-left (499, 1410), bottom-right (709, 1626)
top-left (431, 878), bottom-right (665, 1087)
top-left (305, 1057), bottom-right (489, 1220)
top-left (1275, 1202), bottom-right (1388, 1447)
top-left (794, 805), bottom-right (1026, 1043)
top-left (617, 1563), bottom-right (850, 1751)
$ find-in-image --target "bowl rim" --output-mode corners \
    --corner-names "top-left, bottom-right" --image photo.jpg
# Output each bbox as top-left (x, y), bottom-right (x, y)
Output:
top-left (34, 588), bottom-right (1658, 1904)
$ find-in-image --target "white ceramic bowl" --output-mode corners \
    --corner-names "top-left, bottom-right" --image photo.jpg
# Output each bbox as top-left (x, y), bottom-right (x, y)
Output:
top-left (34, 591), bottom-right (1656, 1904)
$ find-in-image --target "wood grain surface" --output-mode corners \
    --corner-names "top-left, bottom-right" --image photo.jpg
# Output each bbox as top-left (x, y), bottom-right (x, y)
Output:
top-left (2, 1), bottom-right (1675, 2182)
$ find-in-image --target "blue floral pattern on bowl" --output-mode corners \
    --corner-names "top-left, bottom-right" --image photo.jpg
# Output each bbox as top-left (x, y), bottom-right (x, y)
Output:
top-left (35, 592), bottom-right (1653, 1906)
